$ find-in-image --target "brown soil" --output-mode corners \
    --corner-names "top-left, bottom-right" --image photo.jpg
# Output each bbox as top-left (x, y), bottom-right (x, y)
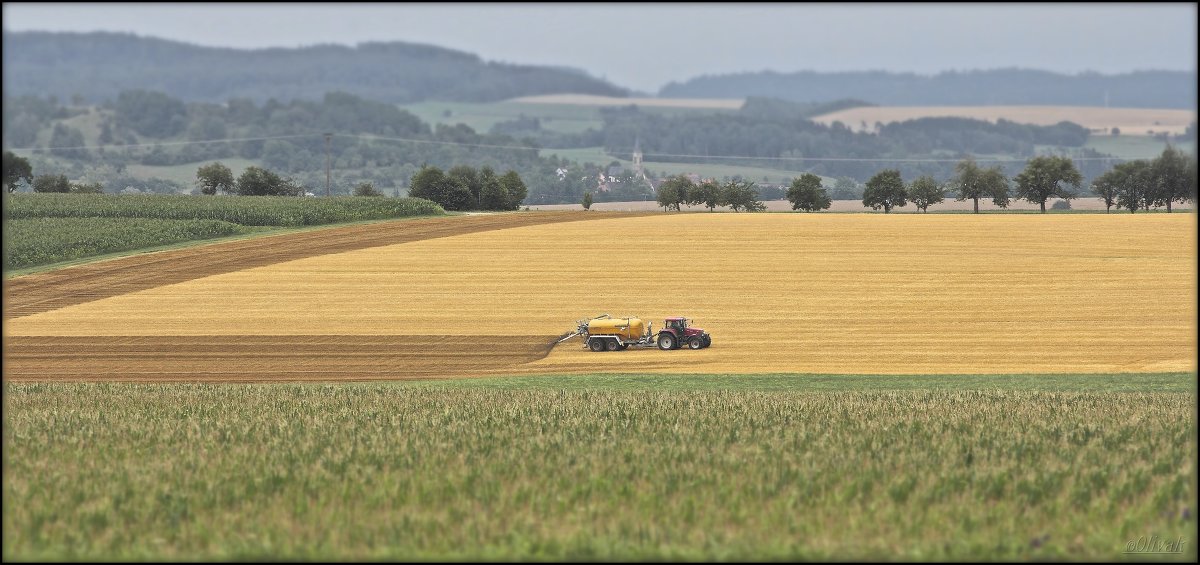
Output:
top-left (2, 335), bottom-right (565, 382)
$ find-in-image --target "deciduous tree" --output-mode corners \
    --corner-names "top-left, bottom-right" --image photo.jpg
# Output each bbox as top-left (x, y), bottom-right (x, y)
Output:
top-left (1014, 155), bottom-right (1082, 213)
top-left (1149, 145), bottom-right (1195, 212)
top-left (195, 162), bottom-right (234, 195)
top-left (3, 151), bottom-right (33, 193)
top-left (498, 170), bottom-right (528, 210)
top-left (1108, 160), bottom-right (1153, 213)
top-left (656, 175), bottom-right (693, 211)
top-left (722, 179), bottom-right (765, 212)
top-left (235, 166), bottom-right (300, 196)
top-left (862, 169), bottom-right (907, 213)
top-left (32, 173), bottom-right (71, 193)
top-left (786, 173), bottom-right (832, 212)
top-left (907, 175), bottom-right (943, 213)
top-left (479, 175), bottom-right (509, 210)
top-left (353, 181), bottom-right (383, 197)
top-left (1090, 169), bottom-right (1121, 213)
top-left (694, 180), bottom-right (722, 211)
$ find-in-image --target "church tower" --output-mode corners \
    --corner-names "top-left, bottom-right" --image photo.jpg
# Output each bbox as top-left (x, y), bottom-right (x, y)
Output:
top-left (632, 137), bottom-right (644, 181)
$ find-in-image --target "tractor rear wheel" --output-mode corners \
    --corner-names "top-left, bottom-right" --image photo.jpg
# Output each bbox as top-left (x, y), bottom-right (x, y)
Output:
top-left (589, 338), bottom-right (605, 352)
top-left (605, 339), bottom-right (620, 351)
top-left (688, 337), bottom-right (703, 350)
top-left (657, 333), bottom-right (675, 350)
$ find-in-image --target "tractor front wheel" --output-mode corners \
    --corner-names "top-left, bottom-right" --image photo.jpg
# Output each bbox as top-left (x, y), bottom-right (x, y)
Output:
top-left (657, 333), bottom-right (676, 350)
top-left (688, 337), bottom-right (703, 350)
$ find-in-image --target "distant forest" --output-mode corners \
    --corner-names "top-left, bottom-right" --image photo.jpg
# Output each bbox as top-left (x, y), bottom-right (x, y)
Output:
top-left (7, 90), bottom-right (1142, 205)
top-left (1, 31), bottom-right (630, 104)
top-left (490, 96), bottom-right (1112, 183)
top-left (660, 69), bottom-right (1198, 109)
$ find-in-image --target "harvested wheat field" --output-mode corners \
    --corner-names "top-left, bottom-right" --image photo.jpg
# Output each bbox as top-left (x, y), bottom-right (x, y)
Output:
top-left (5, 213), bottom-right (1194, 381)
top-left (810, 105), bottom-right (1197, 135)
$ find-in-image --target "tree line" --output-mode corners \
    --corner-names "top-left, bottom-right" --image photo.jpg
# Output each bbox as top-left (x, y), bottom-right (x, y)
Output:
top-left (3, 90), bottom-right (560, 200)
top-left (636, 148), bottom-right (1197, 214)
top-left (652, 177), bottom-right (767, 212)
top-left (494, 100), bottom-right (1114, 185)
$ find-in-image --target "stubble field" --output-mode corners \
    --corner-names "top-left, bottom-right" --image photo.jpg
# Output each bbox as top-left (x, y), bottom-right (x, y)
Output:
top-left (5, 213), bottom-right (1195, 380)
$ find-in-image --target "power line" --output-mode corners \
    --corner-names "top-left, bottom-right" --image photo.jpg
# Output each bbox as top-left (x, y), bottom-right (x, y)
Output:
top-left (631, 151), bottom-right (1121, 163)
top-left (339, 133), bottom-right (539, 151)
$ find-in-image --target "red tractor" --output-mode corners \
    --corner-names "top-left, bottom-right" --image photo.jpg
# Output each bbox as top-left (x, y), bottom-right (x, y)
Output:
top-left (656, 317), bottom-right (711, 350)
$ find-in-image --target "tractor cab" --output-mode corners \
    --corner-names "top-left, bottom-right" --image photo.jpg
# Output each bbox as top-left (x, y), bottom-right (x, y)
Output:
top-left (665, 317), bottom-right (688, 333)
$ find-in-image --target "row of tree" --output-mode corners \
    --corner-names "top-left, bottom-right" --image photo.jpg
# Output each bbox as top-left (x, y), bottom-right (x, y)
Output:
top-left (408, 165), bottom-right (528, 211)
top-left (193, 162), bottom-right (308, 196)
top-left (1090, 146), bottom-right (1198, 213)
top-left (652, 176), bottom-right (767, 212)
top-left (845, 150), bottom-right (1195, 213)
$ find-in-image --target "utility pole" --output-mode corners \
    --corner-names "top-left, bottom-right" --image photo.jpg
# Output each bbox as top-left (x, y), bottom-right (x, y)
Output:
top-left (324, 132), bottom-right (332, 197)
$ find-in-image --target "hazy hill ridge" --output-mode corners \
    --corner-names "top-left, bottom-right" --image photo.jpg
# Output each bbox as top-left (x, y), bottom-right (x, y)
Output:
top-left (660, 69), bottom-right (1197, 109)
top-left (2, 31), bottom-right (631, 104)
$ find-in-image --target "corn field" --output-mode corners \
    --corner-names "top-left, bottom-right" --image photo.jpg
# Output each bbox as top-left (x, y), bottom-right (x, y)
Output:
top-left (5, 217), bottom-right (248, 269)
top-left (2, 382), bottom-right (1193, 561)
top-left (3, 193), bottom-right (445, 227)
top-left (2, 193), bottom-right (445, 269)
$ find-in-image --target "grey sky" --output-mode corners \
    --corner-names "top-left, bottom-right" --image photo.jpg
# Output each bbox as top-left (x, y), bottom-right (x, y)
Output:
top-left (3, 3), bottom-right (1196, 93)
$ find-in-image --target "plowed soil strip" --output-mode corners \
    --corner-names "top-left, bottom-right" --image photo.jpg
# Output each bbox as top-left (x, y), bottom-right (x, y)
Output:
top-left (4, 335), bottom-right (568, 382)
top-left (5, 212), bottom-right (647, 320)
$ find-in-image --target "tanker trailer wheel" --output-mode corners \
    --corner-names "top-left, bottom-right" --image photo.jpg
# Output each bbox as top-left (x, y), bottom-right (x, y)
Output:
top-left (589, 338), bottom-right (605, 352)
top-left (657, 333), bottom-right (676, 350)
top-left (688, 337), bottom-right (703, 350)
top-left (605, 338), bottom-right (620, 352)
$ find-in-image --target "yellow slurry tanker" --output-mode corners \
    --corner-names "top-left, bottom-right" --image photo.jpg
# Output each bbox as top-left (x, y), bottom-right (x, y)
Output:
top-left (556, 314), bottom-right (712, 352)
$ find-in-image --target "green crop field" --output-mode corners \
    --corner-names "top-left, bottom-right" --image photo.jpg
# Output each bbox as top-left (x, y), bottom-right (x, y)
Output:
top-left (3, 193), bottom-right (444, 269)
top-left (4, 217), bottom-right (250, 270)
top-left (3, 374), bottom-right (1194, 562)
top-left (1084, 136), bottom-right (1196, 161)
top-left (401, 101), bottom-right (735, 136)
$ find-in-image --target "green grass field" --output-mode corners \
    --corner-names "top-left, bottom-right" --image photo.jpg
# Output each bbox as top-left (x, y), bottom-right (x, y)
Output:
top-left (401, 101), bottom-right (736, 136)
top-left (3, 373), bottom-right (1194, 561)
top-left (1083, 136), bottom-right (1196, 161)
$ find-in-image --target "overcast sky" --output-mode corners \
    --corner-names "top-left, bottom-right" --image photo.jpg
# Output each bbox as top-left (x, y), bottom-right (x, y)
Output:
top-left (3, 3), bottom-right (1196, 93)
